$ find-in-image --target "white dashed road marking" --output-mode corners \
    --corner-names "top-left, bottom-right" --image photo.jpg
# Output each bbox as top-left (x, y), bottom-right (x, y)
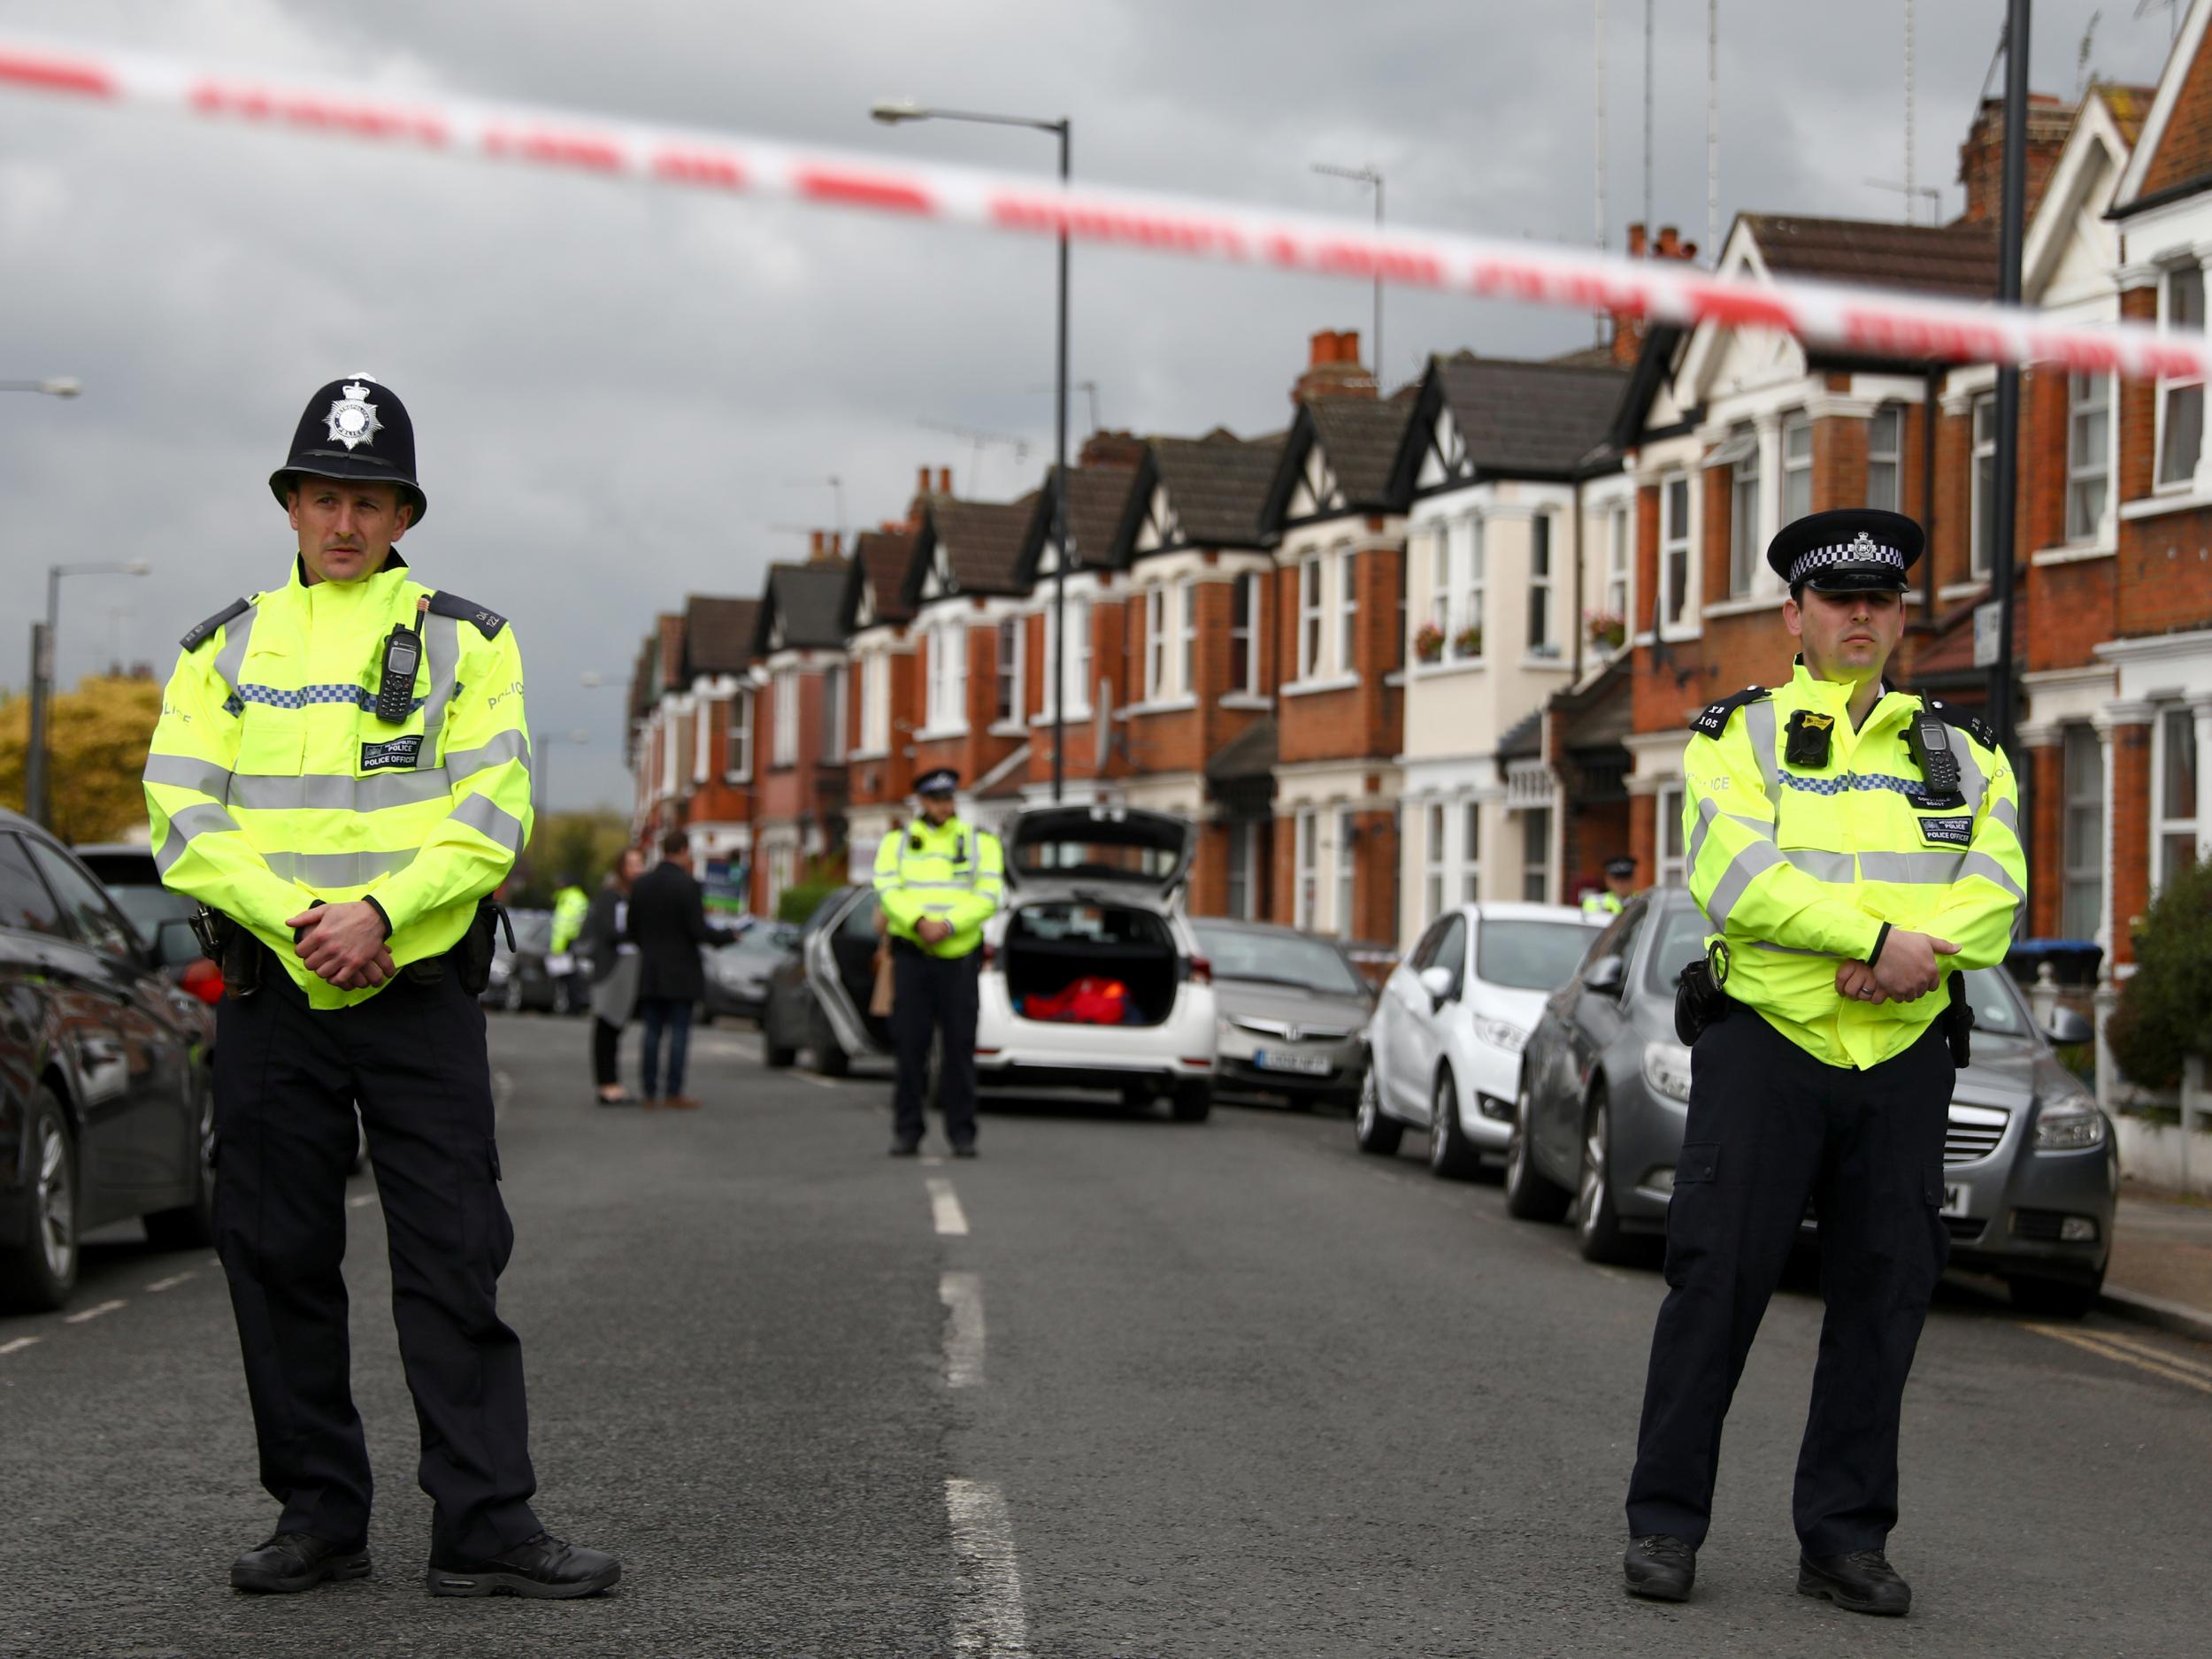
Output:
top-left (941, 1271), bottom-right (985, 1387)
top-left (946, 1478), bottom-right (1031, 1657)
top-left (0, 1335), bottom-right (42, 1356)
top-left (927, 1179), bottom-right (970, 1237)
top-left (144, 1271), bottom-right (196, 1293)
top-left (63, 1299), bottom-right (126, 1325)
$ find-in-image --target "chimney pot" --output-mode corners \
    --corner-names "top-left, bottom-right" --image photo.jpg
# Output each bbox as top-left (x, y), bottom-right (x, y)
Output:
top-left (1340, 329), bottom-right (1361, 366)
top-left (1310, 329), bottom-right (1333, 365)
top-left (937, 466), bottom-right (952, 495)
top-left (809, 530), bottom-right (822, 557)
top-left (917, 465), bottom-right (931, 495)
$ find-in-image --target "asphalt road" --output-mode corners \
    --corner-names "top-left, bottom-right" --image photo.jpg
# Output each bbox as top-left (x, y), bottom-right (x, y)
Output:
top-left (4, 1011), bottom-right (2207, 1658)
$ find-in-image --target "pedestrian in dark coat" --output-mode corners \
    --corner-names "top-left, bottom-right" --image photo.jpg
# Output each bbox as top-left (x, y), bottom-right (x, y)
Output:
top-left (626, 829), bottom-right (726, 1108)
top-left (578, 847), bottom-right (645, 1106)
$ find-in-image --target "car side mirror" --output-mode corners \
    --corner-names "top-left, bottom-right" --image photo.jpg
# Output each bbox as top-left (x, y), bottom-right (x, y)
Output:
top-left (1417, 965), bottom-right (1455, 1007)
top-left (153, 917), bottom-right (204, 970)
top-left (2043, 1006), bottom-right (2094, 1046)
top-left (1583, 955), bottom-right (1625, 995)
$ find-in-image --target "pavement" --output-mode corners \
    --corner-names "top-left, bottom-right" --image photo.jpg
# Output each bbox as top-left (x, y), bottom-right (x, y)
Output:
top-left (2101, 1179), bottom-right (2212, 1340)
top-left (4, 1013), bottom-right (2208, 1657)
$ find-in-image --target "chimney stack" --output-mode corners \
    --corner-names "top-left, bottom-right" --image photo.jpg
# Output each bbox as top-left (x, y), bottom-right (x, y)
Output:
top-left (1957, 92), bottom-right (2072, 227)
top-left (916, 465), bottom-right (932, 496)
top-left (1079, 429), bottom-right (1145, 468)
top-left (1293, 327), bottom-right (1376, 403)
top-left (1609, 223), bottom-right (1701, 366)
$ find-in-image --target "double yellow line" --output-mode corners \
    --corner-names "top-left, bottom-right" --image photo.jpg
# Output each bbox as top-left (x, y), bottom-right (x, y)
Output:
top-left (2027, 1323), bottom-right (2212, 1396)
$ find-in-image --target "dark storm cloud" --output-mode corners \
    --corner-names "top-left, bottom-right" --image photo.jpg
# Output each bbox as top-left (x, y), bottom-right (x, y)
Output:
top-left (0, 0), bottom-right (2172, 807)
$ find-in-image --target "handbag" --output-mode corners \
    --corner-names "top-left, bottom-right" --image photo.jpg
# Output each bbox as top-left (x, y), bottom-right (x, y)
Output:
top-left (870, 945), bottom-right (895, 1018)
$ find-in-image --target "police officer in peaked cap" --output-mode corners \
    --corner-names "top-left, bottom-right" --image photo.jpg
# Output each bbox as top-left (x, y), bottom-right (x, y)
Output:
top-left (1620, 508), bottom-right (2024, 1616)
top-left (873, 769), bottom-right (1005, 1156)
top-left (1582, 855), bottom-right (1639, 918)
top-left (144, 378), bottom-right (619, 1599)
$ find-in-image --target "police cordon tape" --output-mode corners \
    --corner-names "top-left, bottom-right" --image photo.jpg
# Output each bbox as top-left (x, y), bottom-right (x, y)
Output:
top-left (1, 31), bottom-right (2203, 383)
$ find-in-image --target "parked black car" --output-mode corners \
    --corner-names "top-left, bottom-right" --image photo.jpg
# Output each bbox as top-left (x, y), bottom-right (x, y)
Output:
top-left (73, 841), bottom-right (225, 1007)
top-left (1508, 885), bottom-right (2116, 1315)
top-left (1, 810), bottom-right (218, 1310)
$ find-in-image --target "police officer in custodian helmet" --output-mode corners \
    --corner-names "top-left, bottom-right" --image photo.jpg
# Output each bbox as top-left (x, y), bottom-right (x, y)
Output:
top-left (1620, 510), bottom-right (2024, 1617)
top-left (873, 769), bottom-right (1005, 1156)
top-left (144, 379), bottom-right (618, 1599)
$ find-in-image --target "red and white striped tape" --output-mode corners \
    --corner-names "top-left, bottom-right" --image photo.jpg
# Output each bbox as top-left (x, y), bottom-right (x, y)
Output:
top-left (1, 32), bottom-right (2202, 382)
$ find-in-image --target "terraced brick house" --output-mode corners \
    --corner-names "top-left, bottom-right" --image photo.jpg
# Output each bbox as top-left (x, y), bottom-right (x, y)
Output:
top-left (898, 486), bottom-right (1042, 839)
top-left (1100, 425), bottom-right (1285, 916)
top-left (1256, 329), bottom-right (1414, 939)
top-left (669, 594), bottom-right (759, 897)
top-left (840, 524), bottom-right (919, 879)
top-left (749, 546), bottom-right (851, 915)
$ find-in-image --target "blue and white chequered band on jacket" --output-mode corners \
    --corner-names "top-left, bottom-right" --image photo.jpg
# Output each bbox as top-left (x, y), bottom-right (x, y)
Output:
top-left (222, 682), bottom-right (429, 717)
top-left (1779, 771), bottom-right (1929, 798)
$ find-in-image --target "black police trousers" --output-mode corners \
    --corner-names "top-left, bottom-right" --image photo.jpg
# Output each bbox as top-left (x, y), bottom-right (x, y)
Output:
top-left (1625, 1010), bottom-right (1952, 1556)
top-left (890, 940), bottom-right (979, 1148)
top-left (212, 954), bottom-right (541, 1559)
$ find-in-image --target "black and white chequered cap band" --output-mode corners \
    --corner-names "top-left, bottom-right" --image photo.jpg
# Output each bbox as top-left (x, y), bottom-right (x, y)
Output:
top-left (1787, 530), bottom-right (1905, 586)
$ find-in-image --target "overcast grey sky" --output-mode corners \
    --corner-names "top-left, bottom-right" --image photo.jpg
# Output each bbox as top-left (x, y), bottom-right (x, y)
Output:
top-left (0, 0), bottom-right (2177, 810)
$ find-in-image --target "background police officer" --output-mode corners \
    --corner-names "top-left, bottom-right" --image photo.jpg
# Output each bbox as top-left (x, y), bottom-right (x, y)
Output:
top-left (873, 769), bottom-right (1005, 1156)
top-left (1621, 509), bottom-right (2024, 1617)
top-left (1582, 855), bottom-right (1637, 918)
top-left (143, 378), bottom-right (618, 1600)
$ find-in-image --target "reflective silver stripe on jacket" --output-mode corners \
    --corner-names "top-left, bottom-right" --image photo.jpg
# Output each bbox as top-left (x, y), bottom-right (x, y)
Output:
top-left (446, 729), bottom-right (531, 780)
top-left (449, 791), bottom-right (527, 854)
top-left (1987, 795), bottom-right (2021, 839)
top-left (144, 753), bottom-right (234, 802)
top-left (213, 604), bottom-right (258, 698)
top-left (1859, 849), bottom-right (1966, 886)
top-left (1957, 849), bottom-right (2026, 900)
top-left (1703, 840), bottom-right (1788, 927)
top-left (1780, 848), bottom-right (1858, 884)
top-left (1686, 794), bottom-right (1777, 872)
top-left (227, 769), bottom-right (454, 811)
top-left (152, 802), bottom-right (245, 873)
top-left (1745, 699), bottom-right (1778, 797)
top-left (261, 848), bottom-right (417, 885)
top-left (414, 613), bottom-right (464, 769)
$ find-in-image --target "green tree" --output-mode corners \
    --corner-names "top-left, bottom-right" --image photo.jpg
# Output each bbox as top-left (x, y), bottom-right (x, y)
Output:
top-left (0, 675), bottom-right (164, 843)
top-left (508, 809), bottom-right (631, 907)
top-left (2107, 858), bottom-right (2212, 1092)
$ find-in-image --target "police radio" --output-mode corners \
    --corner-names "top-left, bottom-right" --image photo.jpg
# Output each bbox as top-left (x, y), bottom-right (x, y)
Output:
top-left (373, 599), bottom-right (427, 724)
top-left (1904, 709), bottom-right (1960, 795)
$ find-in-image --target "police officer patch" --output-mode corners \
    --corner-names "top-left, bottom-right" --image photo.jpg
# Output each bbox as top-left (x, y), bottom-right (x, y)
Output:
top-left (361, 734), bottom-right (424, 772)
top-left (1918, 815), bottom-right (1973, 848)
top-left (324, 381), bottom-right (383, 451)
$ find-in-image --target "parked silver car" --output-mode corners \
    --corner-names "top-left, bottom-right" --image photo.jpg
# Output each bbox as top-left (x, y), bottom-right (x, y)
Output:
top-left (1507, 886), bottom-right (2116, 1317)
top-left (1190, 918), bottom-right (1372, 1111)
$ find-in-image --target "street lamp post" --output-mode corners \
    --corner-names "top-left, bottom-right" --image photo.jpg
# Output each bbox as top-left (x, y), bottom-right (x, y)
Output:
top-left (873, 98), bottom-right (1071, 802)
top-left (27, 559), bottom-right (150, 827)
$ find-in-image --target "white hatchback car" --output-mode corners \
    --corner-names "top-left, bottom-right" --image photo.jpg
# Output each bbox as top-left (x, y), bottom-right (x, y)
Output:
top-left (974, 804), bottom-right (1221, 1121)
top-left (1356, 902), bottom-right (1605, 1176)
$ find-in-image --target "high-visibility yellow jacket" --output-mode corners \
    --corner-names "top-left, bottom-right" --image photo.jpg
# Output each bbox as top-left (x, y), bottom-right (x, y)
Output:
top-left (1683, 661), bottom-right (2024, 1069)
top-left (550, 884), bottom-right (588, 954)
top-left (1582, 891), bottom-right (1624, 918)
top-left (872, 816), bottom-right (1005, 959)
top-left (143, 557), bottom-right (533, 1010)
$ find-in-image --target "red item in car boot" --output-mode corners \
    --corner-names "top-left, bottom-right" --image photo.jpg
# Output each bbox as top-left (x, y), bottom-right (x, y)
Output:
top-left (1024, 976), bottom-right (1129, 1024)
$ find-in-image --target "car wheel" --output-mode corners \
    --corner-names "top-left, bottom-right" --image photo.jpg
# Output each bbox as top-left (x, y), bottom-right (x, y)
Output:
top-left (762, 1003), bottom-right (797, 1069)
top-left (1503, 1078), bottom-right (1572, 1222)
top-left (1353, 1064), bottom-right (1403, 1156)
top-left (0, 1088), bottom-right (79, 1311)
top-left (1427, 1067), bottom-right (1482, 1180)
top-left (1576, 1093), bottom-right (1631, 1263)
top-left (143, 1072), bottom-right (217, 1250)
top-left (2008, 1273), bottom-right (2102, 1319)
top-left (1171, 1081), bottom-right (1212, 1123)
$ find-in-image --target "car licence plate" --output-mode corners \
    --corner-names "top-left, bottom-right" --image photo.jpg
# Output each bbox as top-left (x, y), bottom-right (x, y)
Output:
top-left (1941, 1183), bottom-right (1972, 1218)
top-left (1253, 1049), bottom-right (1332, 1077)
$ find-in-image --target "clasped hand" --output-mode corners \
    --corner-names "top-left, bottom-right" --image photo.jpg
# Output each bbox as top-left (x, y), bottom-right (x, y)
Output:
top-left (1834, 930), bottom-right (1958, 1007)
top-left (915, 918), bottom-right (953, 946)
top-left (287, 900), bottom-right (396, 990)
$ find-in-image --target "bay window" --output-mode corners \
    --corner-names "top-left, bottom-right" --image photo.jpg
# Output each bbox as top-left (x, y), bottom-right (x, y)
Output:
top-left (2160, 263), bottom-right (2206, 488)
top-left (2066, 373), bottom-right (2110, 543)
top-left (1781, 411), bottom-right (1813, 527)
top-left (1866, 404), bottom-right (1902, 512)
top-left (2061, 726), bottom-right (2103, 941)
top-left (1298, 554), bottom-right (1323, 680)
top-left (1662, 473), bottom-right (1692, 628)
top-left (1972, 393), bottom-right (1997, 580)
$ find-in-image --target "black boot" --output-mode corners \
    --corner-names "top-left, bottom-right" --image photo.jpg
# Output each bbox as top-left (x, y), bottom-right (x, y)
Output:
top-left (1798, 1549), bottom-right (1911, 1617)
top-left (1623, 1534), bottom-right (1696, 1601)
top-left (426, 1530), bottom-right (620, 1599)
top-left (230, 1532), bottom-right (371, 1594)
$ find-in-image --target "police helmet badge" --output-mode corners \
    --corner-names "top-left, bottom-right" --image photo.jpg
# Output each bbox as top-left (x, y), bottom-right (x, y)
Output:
top-left (323, 381), bottom-right (383, 451)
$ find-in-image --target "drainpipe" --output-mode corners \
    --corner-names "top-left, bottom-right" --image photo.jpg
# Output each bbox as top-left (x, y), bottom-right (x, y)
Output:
top-left (1920, 365), bottom-right (1939, 628)
top-left (1571, 472), bottom-right (1587, 684)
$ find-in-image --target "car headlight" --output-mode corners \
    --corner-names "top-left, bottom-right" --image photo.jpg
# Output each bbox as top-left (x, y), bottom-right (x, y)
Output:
top-left (2033, 1088), bottom-right (2107, 1151)
top-left (1641, 1041), bottom-right (1694, 1103)
top-left (1472, 1016), bottom-right (1528, 1053)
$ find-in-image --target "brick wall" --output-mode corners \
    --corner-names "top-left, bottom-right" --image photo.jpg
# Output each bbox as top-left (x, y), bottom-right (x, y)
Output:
top-left (2109, 719), bottom-right (2153, 966)
top-left (2139, 45), bottom-right (2212, 199)
top-left (2026, 741), bottom-right (2063, 939)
